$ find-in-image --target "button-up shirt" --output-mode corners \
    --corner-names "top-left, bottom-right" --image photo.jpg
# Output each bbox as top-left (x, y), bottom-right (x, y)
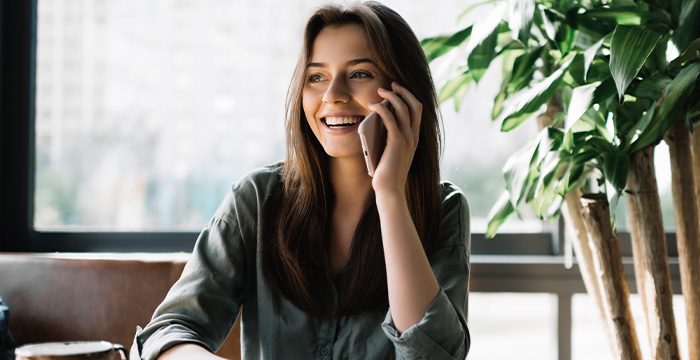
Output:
top-left (131, 162), bottom-right (471, 359)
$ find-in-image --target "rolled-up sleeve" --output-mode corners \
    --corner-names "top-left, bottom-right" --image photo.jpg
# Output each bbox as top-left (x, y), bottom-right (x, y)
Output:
top-left (131, 199), bottom-right (248, 360)
top-left (381, 186), bottom-right (471, 359)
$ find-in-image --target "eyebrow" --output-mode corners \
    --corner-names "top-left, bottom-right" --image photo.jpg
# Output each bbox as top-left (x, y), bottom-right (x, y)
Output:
top-left (307, 58), bottom-right (373, 68)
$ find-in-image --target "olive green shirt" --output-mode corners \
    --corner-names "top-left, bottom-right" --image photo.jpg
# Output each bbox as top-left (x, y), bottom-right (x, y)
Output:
top-left (131, 162), bottom-right (471, 360)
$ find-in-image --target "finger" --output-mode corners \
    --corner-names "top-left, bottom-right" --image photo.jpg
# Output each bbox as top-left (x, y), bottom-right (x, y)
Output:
top-left (390, 82), bottom-right (422, 139)
top-left (368, 99), bottom-right (399, 136)
top-left (377, 87), bottom-right (411, 136)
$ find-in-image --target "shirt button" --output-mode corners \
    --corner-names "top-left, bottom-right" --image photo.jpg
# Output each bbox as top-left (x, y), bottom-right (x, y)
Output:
top-left (320, 347), bottom-right (330, 356)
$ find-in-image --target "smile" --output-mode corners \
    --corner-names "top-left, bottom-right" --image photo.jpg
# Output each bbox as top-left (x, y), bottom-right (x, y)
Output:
top-left (323, 116), bottom-right (364, 128)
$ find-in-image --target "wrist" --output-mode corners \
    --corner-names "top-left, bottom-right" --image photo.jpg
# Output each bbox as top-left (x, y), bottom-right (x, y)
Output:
top-left (374, 189), bottom-right (407, 213)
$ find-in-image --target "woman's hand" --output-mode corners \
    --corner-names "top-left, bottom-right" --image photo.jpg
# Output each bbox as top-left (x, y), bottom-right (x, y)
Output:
top-left (367, 82), bottom-right (421, 196)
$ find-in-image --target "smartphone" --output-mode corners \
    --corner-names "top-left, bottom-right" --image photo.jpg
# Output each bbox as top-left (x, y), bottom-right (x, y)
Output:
top-left (358, 101), bottom-right (390, 177)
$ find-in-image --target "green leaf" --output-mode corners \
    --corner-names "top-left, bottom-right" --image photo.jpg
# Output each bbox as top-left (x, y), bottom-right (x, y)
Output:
top-left (567, 78), bottom-right (616, 124)
top-left (686, 85), bottom-right (700, 131)
top-left (563, 128), bottom-right (575, 153)
top-left (654, 61), bottom-right (700, 126)
top-left (576, 16), bottom-right (613, 49)
top-left (629, 73), bottom-right (671, 100)
top-left (580, 108), bottom-right (613, 141)
top-left (468, 26), bottom-right (500, 82)
top-left (605, 182), bottom-right (624, 225)
top-left (540, 7), bottom-right (578, 56)
top-left (583, 36), bottom-right (607, 82)
top-left (498, 55), bottom-right (576, 131)
top-left (627, 101), bottom-right (656, 145)
top-left (467, 2), bottom-right (507, 82)
top-left (421, 26), bottom-right (473, 62)
top-left (532, 152), bottom-right (564, 219)
top-left (503, 137), bottom-right (541, 207)
top-left (572, 148), bottom-right (600, 166)
top-left (630, 62), bottom-right (700, 152)
top-left (582, 6), bottom-right (672, 26)
top-left (603, 152), bottom-right (630, 192)
top-left (466, 2), bottom-right (507, 54)
top-left (567, 161), bottom-right (598, 193)
top-left (610, 25), bottom-right (662, 101)
top-left (485, 190), bottom-right (516, 238)
top-left (672, 0), bottom-right (700, 52)
top-left (657, 63), bottom-right (700, 119)
top-left (586, 136), bottom-right (616, 153)
top-left (438, 71), bottom-right (473, 111)
top-left (507, 0), bottom-right (535, 45)
top-left (492, 91), bottom-right (507, 120)
top-left (668, 38), bottom-right (700, 72)
top-left (537, 127), bottom-right (565, 165)
top-left (507, 45), bottom-right (545, 93)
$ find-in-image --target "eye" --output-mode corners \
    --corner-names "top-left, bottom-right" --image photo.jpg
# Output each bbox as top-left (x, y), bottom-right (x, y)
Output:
top-left (350, 71), bottom-right (373, 79)
top-left (307, 74), bottom-right (327, 83)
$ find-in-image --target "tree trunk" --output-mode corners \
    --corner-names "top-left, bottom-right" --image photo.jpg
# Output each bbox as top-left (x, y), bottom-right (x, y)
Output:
top-left (561, 189), bottom-right (613, 346)
top-left (581, 194), bottom-right (642, 360)
top-left (626, 145), bottom-right (680, 360)
top-left (693, 128), bottom-right (700, 218)
top-left (667, 120), bottom-right (700, 360)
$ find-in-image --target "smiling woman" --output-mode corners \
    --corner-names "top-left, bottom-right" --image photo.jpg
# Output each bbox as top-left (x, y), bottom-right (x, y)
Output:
top-left (132, 2), bottom-right (470, 360)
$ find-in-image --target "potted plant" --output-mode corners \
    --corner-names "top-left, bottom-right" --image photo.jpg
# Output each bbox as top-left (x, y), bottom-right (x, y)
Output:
top-left (422, 0), bottom-right (700, 358)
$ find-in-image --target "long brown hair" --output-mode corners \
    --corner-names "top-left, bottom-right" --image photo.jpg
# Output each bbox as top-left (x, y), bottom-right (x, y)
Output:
top-left (262, 1), bottom-right (443, 317)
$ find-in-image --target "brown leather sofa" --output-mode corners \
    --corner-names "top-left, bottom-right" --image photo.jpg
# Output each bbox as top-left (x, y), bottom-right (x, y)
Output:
top-left (0, 253), bottom-right (240, 359)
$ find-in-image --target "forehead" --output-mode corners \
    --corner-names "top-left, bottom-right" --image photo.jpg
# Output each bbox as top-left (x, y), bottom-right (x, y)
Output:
top-left (309, 23), bottom-right (371, 62)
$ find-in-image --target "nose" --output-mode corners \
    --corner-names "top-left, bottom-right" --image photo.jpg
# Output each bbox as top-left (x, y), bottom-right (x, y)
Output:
top-left (322, 78), bottom-right (351, 104)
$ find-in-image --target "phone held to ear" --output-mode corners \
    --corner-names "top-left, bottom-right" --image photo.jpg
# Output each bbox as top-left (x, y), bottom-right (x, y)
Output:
top-left (358, 100), bottom-right (390, 177)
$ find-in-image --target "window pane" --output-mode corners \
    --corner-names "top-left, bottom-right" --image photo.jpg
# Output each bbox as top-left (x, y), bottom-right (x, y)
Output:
top-left (34, 0), bottom-right (541, 232)
top-left (468, 293), bottom-right (557, 359)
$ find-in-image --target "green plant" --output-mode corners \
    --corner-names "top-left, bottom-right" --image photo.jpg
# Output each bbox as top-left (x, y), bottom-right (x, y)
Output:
top-left (423, 0), bottom-right (700, 358)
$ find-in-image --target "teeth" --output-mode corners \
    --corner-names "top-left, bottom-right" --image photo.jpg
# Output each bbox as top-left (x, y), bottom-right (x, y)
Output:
top-left (325, 116), bottom-right (362, 126)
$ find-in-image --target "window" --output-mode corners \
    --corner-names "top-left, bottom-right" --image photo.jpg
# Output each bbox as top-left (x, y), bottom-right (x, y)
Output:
top-left (32, 0), bottom-right (547, 234)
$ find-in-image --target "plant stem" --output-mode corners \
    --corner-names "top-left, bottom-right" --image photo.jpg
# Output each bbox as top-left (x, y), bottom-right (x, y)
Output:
top-left (626, 145), bottom-right (680, 360)
top-left (581, 194), bottom-right (642, 360)
top-left (692, 127), bottom-right (700, 231)
top-left (667, 120), bottom-right (700, 360)
top-left (561, 189), bottom-right (614, 351)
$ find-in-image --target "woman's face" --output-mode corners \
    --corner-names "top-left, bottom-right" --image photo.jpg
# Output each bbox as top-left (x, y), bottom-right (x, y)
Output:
top-left (302, 23), bottom-right (390, 161)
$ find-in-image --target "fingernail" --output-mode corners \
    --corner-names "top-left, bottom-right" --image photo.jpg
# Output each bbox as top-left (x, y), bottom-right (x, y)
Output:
top-left (378, 87), bottom-right (388, 93)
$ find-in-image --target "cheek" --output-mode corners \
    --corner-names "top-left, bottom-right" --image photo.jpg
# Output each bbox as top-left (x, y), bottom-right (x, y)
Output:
top-left (302, 90), bottom-right (317, 122)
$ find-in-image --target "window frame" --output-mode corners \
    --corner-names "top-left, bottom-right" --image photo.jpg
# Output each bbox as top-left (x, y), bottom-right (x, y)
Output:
top-left (0, 0), bottom-right (563, 255)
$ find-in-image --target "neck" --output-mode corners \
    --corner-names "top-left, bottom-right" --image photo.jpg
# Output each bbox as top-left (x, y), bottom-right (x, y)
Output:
top-left (328, 157), bottom-right (373, 210)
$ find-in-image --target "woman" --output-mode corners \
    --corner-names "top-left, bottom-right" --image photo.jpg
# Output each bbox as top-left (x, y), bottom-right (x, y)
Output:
top-left (131, 2), bottom-right (470, 359)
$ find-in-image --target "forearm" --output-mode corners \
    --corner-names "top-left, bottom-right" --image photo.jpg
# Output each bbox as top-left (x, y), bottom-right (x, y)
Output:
top-left (376, 190), bottom-right (440, 333)
top-left (157, 344), bottom-right (226, 360)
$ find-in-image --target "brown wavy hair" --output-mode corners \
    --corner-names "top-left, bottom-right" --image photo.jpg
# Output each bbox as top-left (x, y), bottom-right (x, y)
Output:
top-left (262, 1), bottom-right (443, 317)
